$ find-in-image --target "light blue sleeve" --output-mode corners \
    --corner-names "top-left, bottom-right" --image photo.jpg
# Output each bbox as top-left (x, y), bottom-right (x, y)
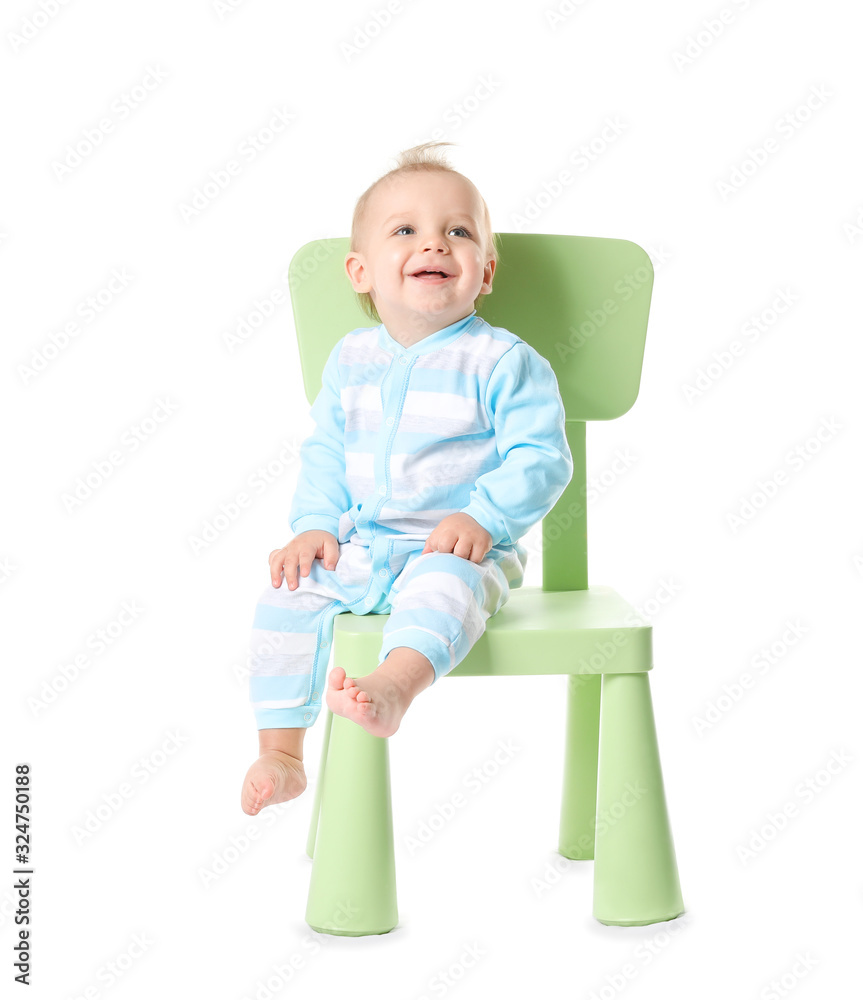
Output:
top-left (288, 338), bottom-right (351, 539)
top-left (460, 341), bottom-right (573, 547)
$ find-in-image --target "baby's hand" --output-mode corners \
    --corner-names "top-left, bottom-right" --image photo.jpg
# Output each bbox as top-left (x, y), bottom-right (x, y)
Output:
top-left (421, 513), bottom-right (492, 564)
top-left (269, 531), bottom-right (340, 589)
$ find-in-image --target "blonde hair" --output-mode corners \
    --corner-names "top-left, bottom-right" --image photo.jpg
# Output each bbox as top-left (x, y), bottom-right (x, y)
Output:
top-left (348, 141), bottom-right (499, 324)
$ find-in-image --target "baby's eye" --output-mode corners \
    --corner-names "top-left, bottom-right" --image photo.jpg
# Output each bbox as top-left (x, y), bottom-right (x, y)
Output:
top-left (392, 225), bottom-right (472, 237)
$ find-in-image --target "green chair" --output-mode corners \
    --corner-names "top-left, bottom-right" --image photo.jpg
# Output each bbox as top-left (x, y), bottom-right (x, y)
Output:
top-left (289, 233), bottom-right (684, 935)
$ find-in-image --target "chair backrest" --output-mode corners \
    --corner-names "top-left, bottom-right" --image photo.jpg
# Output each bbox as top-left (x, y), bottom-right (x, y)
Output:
top-left (288, 234), bottom-right (653, 591)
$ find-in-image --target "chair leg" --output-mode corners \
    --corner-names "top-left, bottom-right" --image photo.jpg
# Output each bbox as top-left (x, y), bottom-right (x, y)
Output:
top-left (305, 712), bottom-right (398, 936)
top-left (593, 672), bottom-right (684, 925)
top-left (305, 707), bottom-right (333, 859)
top-left (559, 673), bottom-right (601, 859)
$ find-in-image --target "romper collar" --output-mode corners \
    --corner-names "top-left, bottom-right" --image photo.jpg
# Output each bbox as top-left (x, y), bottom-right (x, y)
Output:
top-left (378, 310), bottom-right (478, 356)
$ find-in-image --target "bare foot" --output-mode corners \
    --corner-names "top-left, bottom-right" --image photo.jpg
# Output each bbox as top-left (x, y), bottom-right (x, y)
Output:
top-left (241, 749), bottom-right (307, 815)
top-left (326, 654), bottom-right (433, 738)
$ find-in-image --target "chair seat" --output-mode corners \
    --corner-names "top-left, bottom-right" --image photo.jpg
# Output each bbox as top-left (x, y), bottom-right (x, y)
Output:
top-left (332, 584), bottom-right (652, 676)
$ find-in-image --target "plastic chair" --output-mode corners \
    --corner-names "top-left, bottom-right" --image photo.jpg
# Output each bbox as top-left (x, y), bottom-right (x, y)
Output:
top-left (288, 233), bottom-right (684, 935)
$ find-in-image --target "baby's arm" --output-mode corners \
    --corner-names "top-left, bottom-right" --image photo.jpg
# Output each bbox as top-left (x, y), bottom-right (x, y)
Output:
top-left (288, 338), bottom-right (351, 541)
top-left (266, 339), bottom-right (349, 586)
top-left (457, 341), bottom-right (573, 548)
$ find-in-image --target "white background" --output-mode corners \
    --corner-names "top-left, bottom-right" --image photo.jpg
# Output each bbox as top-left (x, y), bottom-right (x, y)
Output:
top-left (2, 1), bottom-right (862, 998)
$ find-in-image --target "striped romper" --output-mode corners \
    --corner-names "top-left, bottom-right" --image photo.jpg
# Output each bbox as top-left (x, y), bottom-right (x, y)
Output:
top-left (248, 309), bottom-right (573, 730)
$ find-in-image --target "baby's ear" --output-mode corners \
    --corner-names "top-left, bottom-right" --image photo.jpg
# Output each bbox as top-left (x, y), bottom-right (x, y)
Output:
top-left (344, 251), bottom-right (370, 292)
top-left (480, 258), bottom-right (496, 294)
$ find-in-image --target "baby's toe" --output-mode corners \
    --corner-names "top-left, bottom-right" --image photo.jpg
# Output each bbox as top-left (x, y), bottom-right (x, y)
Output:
top-left (252, 776), bottom-right (273, 802)
top-left (242, 774), bottom-right (270, 814)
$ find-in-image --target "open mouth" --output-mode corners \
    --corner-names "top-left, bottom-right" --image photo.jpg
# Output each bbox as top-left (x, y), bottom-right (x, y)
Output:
top-left (410, 270), bottom-right (454, 283)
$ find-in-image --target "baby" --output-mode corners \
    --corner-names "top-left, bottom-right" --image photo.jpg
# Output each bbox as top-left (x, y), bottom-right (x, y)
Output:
top-left (241, 141), bottom-right (573, 816)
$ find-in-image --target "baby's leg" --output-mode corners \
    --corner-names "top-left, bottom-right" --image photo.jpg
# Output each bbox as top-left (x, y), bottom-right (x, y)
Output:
top-left (327, 549), bottom-right (520, 739)
top-left (242, 557), bottom-right (357, 815)
top-left (241, 726), bottom-right (307, 816)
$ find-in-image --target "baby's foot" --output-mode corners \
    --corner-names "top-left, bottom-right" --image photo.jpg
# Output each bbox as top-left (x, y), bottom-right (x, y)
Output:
top-left (241, 750), bottom-right (307, 816)
top-left (326, 665), bottom-right (408, 739)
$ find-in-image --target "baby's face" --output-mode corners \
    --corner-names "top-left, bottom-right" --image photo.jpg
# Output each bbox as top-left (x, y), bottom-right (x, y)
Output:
top-left (345, 171), bottom-right (495, 343)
